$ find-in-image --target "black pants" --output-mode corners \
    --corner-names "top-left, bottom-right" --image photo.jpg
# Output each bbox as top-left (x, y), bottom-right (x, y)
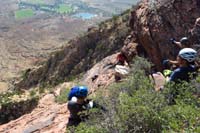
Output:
top-left (67, 117), bottom-right (81, 127)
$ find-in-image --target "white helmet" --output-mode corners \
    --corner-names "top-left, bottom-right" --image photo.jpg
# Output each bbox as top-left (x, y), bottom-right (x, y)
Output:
top-left (180, 37), bottom-right (189, 45)
top-left (178, 48), bottom-right (197, 62)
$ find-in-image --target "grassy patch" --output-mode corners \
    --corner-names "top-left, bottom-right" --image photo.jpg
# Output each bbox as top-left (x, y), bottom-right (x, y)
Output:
top-left (27, 0), bottom-right (44, 4)
top-left (55, 87), bottom-right (70, 104)
top-left (56, 4), bottom-right (73, 14)
top-left (15, 9), bottom-right (34, 19)
top-left (0, 91), bottom-right (21, 105)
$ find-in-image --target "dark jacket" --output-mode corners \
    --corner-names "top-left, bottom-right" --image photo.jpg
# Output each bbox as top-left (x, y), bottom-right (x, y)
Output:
top-left (169, 65), bottom-right (196, 83)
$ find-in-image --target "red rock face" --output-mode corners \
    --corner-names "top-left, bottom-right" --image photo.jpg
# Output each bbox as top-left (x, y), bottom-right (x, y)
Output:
top-left (0, 94), bottom-right (69, 133)
top-left (130, 0), bottom-right (200, 70)
top-left (190, 17), bottom-right (200, 56)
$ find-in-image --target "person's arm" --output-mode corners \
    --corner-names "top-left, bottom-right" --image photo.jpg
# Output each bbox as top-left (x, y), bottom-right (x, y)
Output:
top-left (169, 69), bottom-right (180, 82)
top-left (163, 59), bottom-right (178, 69)
top-left (170, 38), bottom-right (182, 48)
top-left (174, 41), bottom-right (183, 48)
top-left (92, 101), bottom-right (107, 112)
top-left (83, 99), bottom-right (107, 112)
top-left (169, 60), bottom-right (179, 65)
top-left (124, 60), bottom-right (129, 66)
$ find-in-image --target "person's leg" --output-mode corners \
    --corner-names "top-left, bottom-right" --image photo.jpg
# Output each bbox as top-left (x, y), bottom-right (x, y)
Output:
top-left (67, 117), bottom-right (81, 127)
top-left (67, 101), bottom-right (82, 127)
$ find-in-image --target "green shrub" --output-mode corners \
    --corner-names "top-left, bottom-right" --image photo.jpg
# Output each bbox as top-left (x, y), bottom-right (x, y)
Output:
top-left (30, 90), bottom-right (36, 97)
top-left (0, 91), bottom-right (22, 105)
top-left (68, 57), bottom-right (200, 132)
top-left (56, 87), bottom-right (70, 104)
top-left (67, 122), bottom-right (107, 133)
top-left (161, 103), bottom-right (200, 132)
top-left (15, 9), bottom-right (34, 19)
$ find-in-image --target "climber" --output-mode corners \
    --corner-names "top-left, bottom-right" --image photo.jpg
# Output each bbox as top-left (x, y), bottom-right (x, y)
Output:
top-left (115, 52), bottom-right (129, 66)
top-left (67, 86), bottom-right (90, 126)
top-left (168, 48), bottom-right (197, 83)
top-left (166, 48), bottom-right (198, 104)
top-left (114, 52), bottom-right (130, 81)
top-left (170, 37), bottom-right (190, 49)
top-left (164, 37), bottom-right (200, 69)
top-left (164, 37), bottom-right (190, 67)
top-left (153, 48), bottom-right (197, 91)
top-left (67, 86), bottom-right (107, 126)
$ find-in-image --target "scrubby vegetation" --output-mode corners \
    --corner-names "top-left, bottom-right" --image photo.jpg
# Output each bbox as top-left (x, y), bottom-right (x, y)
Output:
top-left (56, 4), bottom-right (73, 14)
top-left (0, 90), bottom-right (39, 124)
top-left (15, 9), bottom-right (34, 19)
top-left (0, 90), bottom-right (25, 105)
top-left (27, 0), bottom-right (44, 5)
top-left (67, 57), bottom-right (200, 132)
top-left (56, 87), bottom-right (70, 104)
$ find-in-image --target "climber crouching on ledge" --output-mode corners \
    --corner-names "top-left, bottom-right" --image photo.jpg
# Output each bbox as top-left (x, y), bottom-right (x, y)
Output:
top-left (67, 86), bottom-right (107, 127)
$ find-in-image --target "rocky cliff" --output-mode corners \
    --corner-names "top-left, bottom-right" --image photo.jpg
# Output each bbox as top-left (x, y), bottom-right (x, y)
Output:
top-left (1, 0), bottom-right (200, 132)
top-left (130, 0), bottom-right (200, 70)
top-left (0, 93), bottom-right (69, 133)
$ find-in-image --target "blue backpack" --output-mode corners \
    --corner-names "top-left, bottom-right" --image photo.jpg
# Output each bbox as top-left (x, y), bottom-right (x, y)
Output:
top-left (68, 86), bottom-right (79, 101)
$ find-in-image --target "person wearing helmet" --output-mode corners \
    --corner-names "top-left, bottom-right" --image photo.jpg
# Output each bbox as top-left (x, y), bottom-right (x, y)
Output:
top-left (165, 37), bottom-right (190, 66)
top-left (169, 48), bottom-right (197, 83)
top-left (154, 48), bottom-right (197, 91)
top-left (68, 86), bottom-right (88, 101)
top-left (170, 37), bottom-right (190, 49)
top-left (67, 86), bottom-right (91, 126)
top-left (67, 86), bottom-right (107, 126)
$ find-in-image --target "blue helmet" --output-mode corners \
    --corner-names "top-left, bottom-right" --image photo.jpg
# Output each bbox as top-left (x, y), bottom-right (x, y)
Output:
top-left (76, 86), bottom-right (88, 98)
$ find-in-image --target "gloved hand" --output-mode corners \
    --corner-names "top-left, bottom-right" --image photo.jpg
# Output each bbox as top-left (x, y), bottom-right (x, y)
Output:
top-left (82, 99), bottom-right (94, 110)
top-left (93, 101), bottom-right (108, 112)
top-left (85, 99), bottom-right (92, 104)
top-left (170, 38), bottom-right (176, 44)
top-left (88, 101), bottom-right (94, 108)
top-left (162, 59), bottom-right (169, 66)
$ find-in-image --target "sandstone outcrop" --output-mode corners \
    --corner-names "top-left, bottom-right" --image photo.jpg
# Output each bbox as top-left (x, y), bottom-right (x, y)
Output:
top-left (0, 97), bottom-right (38, 125)
top-left (0, 94), bottom-right (69, 133)
top-left (130, 0), bottom-right (200, 70)
top-left (82, 54), bottom-right (118, 93)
